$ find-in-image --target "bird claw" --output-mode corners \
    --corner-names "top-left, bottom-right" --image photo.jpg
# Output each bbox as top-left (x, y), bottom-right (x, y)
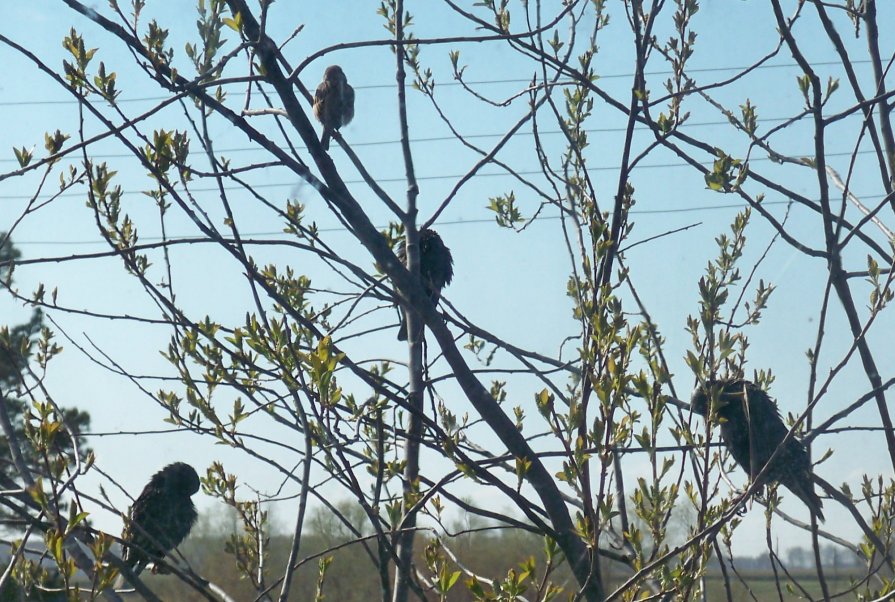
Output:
top-left (732, 485), bottom-right (761, 516)
top-left (149, 562), bottom-right (171, 575)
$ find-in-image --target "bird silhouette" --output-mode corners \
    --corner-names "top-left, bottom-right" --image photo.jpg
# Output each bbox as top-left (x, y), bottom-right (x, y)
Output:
top-left (691, 379), bottom-right (824, 521)
top-left (313, 65), bottom-right (355, 150)
top-left (396, 229), bottom-right (454, 341)
top-left (120, 462), bottom-right (201, 579)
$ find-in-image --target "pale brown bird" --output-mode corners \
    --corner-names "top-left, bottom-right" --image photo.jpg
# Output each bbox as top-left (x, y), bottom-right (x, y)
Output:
top-left (313, 65), bottom-right (355, 150)
top-left (691, 380), bottom-right (825, 521)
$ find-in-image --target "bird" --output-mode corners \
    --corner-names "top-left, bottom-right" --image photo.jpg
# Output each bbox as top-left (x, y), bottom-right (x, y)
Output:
top-left (119, 462), bottom-right (201, 580)
top-left (690, 379), bottom-right (825, 521)
top-left (396, 228), bottom-right (454, 341)
top-left (312, 65), bottom-right (355, 150)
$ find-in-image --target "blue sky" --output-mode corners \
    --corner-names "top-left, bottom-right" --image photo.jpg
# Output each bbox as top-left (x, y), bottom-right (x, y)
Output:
top-left (1, 0), bottom-right (893, 560)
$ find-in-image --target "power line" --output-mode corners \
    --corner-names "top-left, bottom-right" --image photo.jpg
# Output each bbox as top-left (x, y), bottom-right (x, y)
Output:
top-left (0, 116), bottom-right (796, 163)
top-left (0, 148), bottom-right (881, 201)
top-left (12, 195), bottom-right (888, 247)
top-left (8, 202), bottom-right (771, 246)
top-left (0, 59), bottom-right (870, 107)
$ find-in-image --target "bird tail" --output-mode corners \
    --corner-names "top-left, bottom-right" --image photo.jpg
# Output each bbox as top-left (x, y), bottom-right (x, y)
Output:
top-left (786, 479), bottom-right (825, 522)
top-left (320, 130), bottom-right (331, 150)
top-left (397, 312), bottom-right (408, 341)
top-left (801, 488), bottom-right (825, 522)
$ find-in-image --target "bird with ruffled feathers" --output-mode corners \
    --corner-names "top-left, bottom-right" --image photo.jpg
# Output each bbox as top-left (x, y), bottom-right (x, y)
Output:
top-left (119, 462), bottom-right (201, 580)
top-left (313, 65), bottom-right (355, 150)
top-left (691, 379), bottom-right (825, 521)
top-left (396, 228), bottom-right (454, 341)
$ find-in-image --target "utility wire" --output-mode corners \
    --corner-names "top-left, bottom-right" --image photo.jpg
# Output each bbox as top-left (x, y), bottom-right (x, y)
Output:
top-left (0, 116), bottom-right (795, 163)
top-left (14, 195), bottom-right (891, 247)
top-left (0, 59), bottom-right (871, 106)
top-left (0, 148), bottom-right (882, 201)
top-left (1, 56), bottom-right (882, 244)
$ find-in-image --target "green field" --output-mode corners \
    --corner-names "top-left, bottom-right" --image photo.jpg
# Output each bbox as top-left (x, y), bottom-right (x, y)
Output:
top-left (703, 569), bottom-right (866, 601)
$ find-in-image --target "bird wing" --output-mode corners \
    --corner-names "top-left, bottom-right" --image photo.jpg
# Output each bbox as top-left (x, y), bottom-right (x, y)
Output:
top-left (313, 80), bottom-right (333, 125)
top-left (123, 486), bottom-right (164, 568)
top-left (313, 80), bottom-right (329, 108)
top-left (420, 231), bottom-right (454, 297)
top-left (743, 386), bottom-right (791, 478)
top-left (124, 491), bottom-right (195, 566)
top-left (342, 84), bottom-right (355, 126)
top-left (719, 413), bottom-right (753, 475)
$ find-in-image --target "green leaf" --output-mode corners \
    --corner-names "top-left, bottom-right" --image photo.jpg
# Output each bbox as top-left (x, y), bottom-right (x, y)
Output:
top-left (223, 12), bottom-right (242, 31)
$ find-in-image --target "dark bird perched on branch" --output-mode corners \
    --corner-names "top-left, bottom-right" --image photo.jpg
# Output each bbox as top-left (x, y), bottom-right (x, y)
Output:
top-left (120, 462), bottom-right (201, 579)
top-left (313, 65), bottom-right (355, 150)
top-left (396, 229), bottom-right (454, 341)
top-left (691, 379), bottom-right (825, 521)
